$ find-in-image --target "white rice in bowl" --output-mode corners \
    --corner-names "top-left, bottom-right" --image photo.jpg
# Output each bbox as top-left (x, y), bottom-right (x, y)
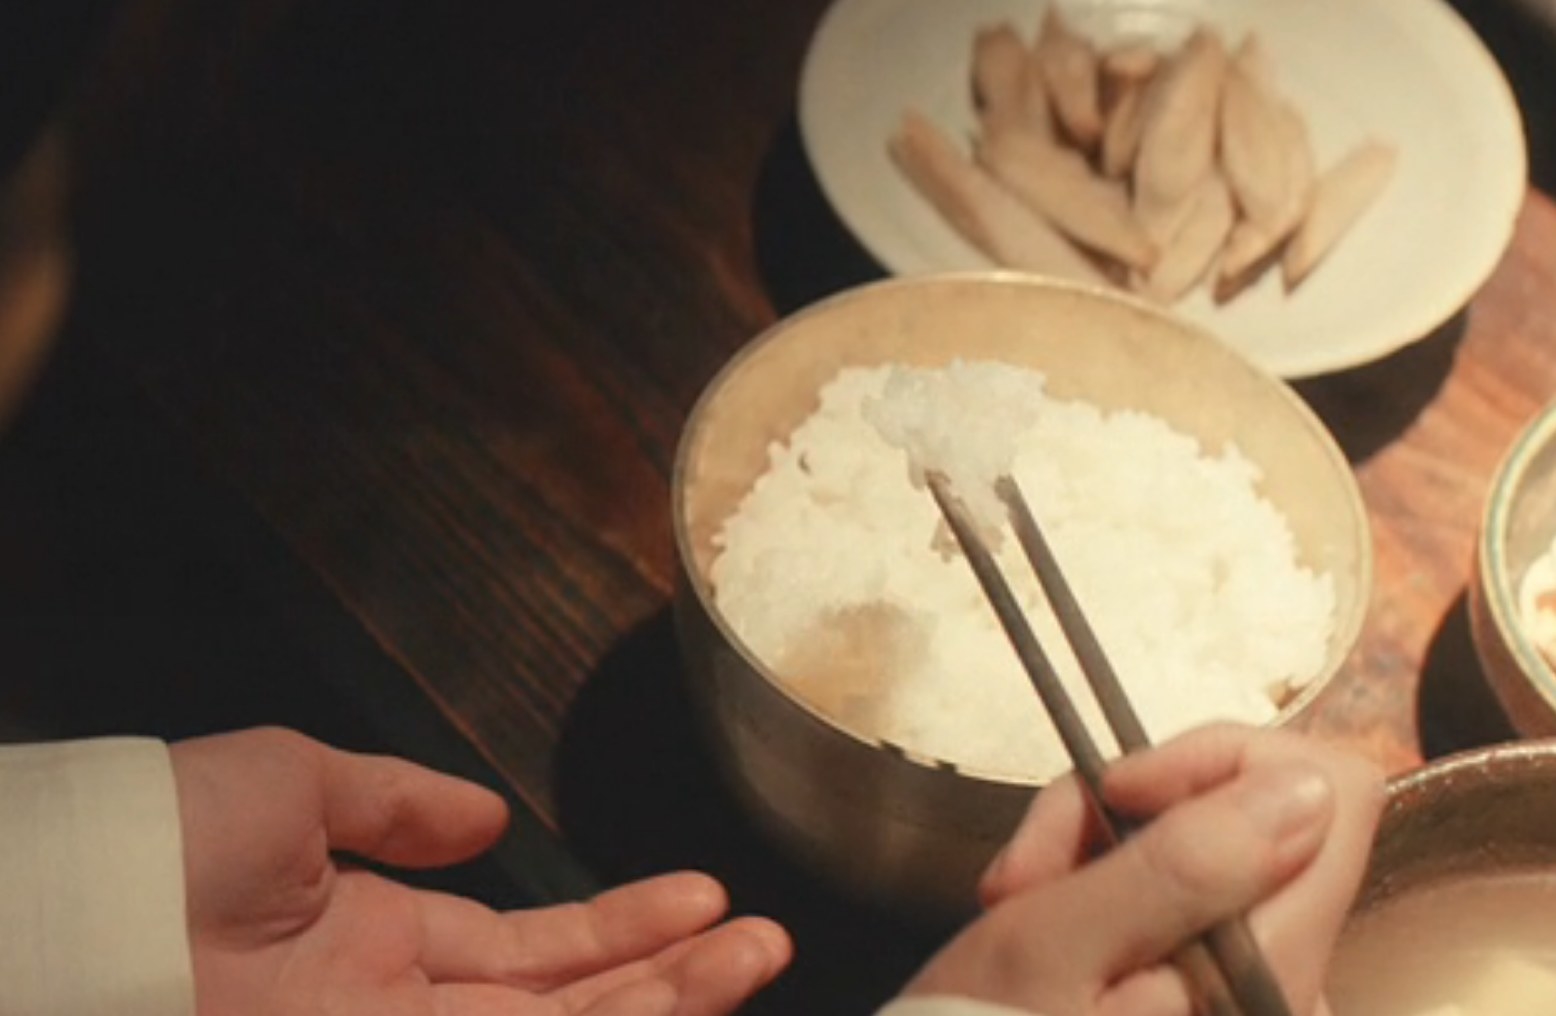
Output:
top-left (709, 360), bottom-right (1335, 783)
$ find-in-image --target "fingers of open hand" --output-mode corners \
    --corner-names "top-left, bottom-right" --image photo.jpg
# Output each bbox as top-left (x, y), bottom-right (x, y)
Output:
top-left (654, 918), bottom-right (792, 1016)
top-left (554, 916), bottom-right (791, 1016)
top-left (416, 871), bottom-right (789, 1014)
top-left (431, 980), bottom-right (678, 1016)
top-left (571, 979), bottom-right (679, 1016)
top-left (431, 945), bottom-right (771, 1016)
top-left (318, 746), bottom-right (510, 867)
top-left (527, 873), bottom-right (739, 987)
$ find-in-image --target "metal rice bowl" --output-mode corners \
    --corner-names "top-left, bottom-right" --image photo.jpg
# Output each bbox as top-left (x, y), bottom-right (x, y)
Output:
top-left (671, 273), bottom-right (1373, 917)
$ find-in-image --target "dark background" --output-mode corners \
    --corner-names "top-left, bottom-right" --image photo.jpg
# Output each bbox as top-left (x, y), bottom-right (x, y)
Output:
top-left (0, 0), bottom-right (1552, 993)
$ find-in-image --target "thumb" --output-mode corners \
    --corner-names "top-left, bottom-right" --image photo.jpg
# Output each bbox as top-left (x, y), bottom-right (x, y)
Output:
top-left (319, 746), bottom-right (510, 867)
top-left (1033, 759), bottom-right (1335, 981)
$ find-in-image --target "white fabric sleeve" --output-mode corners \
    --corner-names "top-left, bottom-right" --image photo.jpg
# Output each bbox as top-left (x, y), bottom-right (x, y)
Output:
top-left (0, 737), bottom-right (196, 1016)
top-left (876, 995), bottom-right (1041, 1016)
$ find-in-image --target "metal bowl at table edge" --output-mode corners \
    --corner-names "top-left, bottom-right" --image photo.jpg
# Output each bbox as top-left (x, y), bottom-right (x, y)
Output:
top-left (1349, 740), bottom-right (1556, 913)
top-left (670, 273), bottom-right (1374, 918)
top-left (1328, 739), bottom-right (1556, 1008)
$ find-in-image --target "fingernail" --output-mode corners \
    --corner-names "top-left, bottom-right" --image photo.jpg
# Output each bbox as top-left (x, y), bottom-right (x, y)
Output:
top-left (1237, 762), bottom-right (1333, 841)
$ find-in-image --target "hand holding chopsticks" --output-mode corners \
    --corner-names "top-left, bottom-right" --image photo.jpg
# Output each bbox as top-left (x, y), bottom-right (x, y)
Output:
top-left (925, 469), bottom-right (1295, 1016)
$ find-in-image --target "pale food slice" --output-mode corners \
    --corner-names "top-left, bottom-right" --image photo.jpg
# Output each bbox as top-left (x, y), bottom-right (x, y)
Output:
top-left (888, 110), bottom-right (1109, 285)
top-left (1033, 7), bottom-right (1103, 150)
top-left (1220, 34), bottom-right (1291, 229)
top-left (977, 124), bottom-right (1157, 270)
top-left (1215, 97), bottom-right (1316, 298)
top-left (1103, 42), bottom-right (1160, 84)
top-left (1138, 172), bottom-right (1235, 303)
top-left (973, 23), bottom-right (1034, 135)
top-left (1134, 28), bottom-right (1227, 216)
top-left (1283, 138), bottom-right (1396, 290)
top-left (1101, 79), bottom-right (1147, 179)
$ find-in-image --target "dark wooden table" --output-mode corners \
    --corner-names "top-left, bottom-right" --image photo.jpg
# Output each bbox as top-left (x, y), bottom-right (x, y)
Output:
top-left (27, 0), bottom-right (1556, 1010)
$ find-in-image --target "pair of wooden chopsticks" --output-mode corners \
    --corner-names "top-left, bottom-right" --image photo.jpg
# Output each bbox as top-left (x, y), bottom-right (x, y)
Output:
top-left (925, 470), bottom-right (1292, 1016)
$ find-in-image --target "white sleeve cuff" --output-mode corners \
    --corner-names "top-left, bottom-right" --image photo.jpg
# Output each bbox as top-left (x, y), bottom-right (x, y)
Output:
top-left (0, 737), bottom-right (196, 1016)
top-left (877, 995), bottom-right (1041, 1016)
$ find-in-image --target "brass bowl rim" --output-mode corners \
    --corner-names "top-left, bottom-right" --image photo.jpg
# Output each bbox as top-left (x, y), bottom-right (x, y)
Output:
top-left (1345, 739), bottom-right (1556, 967)
top-left (1364, 738), bottom-right (1556, 902)
top-left (671, 270), bottom-right (1374, 787)
top-left (1385, 736), bottom-right (1556, 803)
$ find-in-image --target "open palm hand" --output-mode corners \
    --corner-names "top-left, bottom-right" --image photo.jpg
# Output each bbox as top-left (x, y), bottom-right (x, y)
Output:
top-left (170, 728), bottom-right (791, 1016)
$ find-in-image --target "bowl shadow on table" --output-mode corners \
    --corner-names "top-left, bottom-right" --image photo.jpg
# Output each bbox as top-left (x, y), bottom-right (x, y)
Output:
top-left (554, 609), bottom-right (953, 1016)
top-left (1292, 309), bottom-right (1467, 466)
top-left (751, 115), bottom-right (885, 318)
top-left (1417, 591), bottom-right (1520, 761)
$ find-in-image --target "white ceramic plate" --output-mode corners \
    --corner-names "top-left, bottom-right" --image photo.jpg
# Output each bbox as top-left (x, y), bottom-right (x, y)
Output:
top-left (798, 0), bottom-right (1527, 379)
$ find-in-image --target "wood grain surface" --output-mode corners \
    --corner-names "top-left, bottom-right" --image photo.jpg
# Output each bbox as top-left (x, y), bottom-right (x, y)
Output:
top-left (1293, 196), bottom-right (1556, 772)
top-left (43, 0), bottom-right (1556, 1008)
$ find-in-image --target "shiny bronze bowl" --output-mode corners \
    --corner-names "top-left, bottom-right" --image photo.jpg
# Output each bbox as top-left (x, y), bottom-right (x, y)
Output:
top-left (1355, 741), bottom-right (1556, 907)
top-left (1330, 740), bottom-right (1556, 1011)
top-left (1470, 398), bottom-right (1556, 737)
top-left (671, 273), bottom-right (1373, 916)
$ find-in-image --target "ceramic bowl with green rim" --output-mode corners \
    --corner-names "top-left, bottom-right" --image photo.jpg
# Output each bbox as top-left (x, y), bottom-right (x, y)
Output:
top-left (1471, 399), bottom-right (1556, 736)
